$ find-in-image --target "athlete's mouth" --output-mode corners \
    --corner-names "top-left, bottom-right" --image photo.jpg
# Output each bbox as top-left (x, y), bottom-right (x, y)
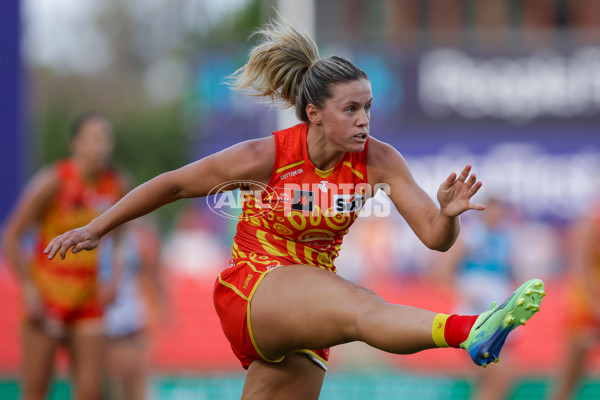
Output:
top-left (354, 133), bottom-right (368, 140)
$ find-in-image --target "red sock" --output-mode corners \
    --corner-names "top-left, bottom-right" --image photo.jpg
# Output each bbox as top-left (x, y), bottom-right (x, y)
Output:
top-left (445, 315), bottom-right (478, 348)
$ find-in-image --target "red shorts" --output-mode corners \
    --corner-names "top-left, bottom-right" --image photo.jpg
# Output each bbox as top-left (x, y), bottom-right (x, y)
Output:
top-left (43, 297), bottom-right (103, 324)
top-left (213, 261), bottom-right (330, 370)
top-left (19, 296), bottom-right (104, 338)
top-left (30, 264), bottom-right (104, 333)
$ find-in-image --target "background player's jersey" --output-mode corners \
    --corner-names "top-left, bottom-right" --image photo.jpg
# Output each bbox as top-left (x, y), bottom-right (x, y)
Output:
top-left (32, 159), bottom-right (123, 318)
top-left (231, 123), bottom-right (369, 273)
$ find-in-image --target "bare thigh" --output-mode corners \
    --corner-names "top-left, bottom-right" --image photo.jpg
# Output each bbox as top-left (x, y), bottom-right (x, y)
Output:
top-left (242, 353), bottom-right (325, 400)
top-left (106, 331), bottom-right (148, 378)
top-left (68, 332), bottom-right (104, 400)
top-left (105, 331), bottom-right (149, 400)
top-left (250, 265), bottom-right (436, 361)
top-left (21, 321), bottom-right (59, 400)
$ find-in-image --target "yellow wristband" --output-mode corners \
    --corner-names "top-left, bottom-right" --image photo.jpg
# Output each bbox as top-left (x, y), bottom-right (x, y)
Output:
top-left (431, 313), bottom-right (450, 348)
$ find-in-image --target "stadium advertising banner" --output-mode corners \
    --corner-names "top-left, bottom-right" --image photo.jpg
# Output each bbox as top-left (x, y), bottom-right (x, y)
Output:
top-left (402, 47), bottom-right (600, 220)
top-left (190, 46), bottom-right (600, 221)
top-left (0, 1), bottom-right (22, 225)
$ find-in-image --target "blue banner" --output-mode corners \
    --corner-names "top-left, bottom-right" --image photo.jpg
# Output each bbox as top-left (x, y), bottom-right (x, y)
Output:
top-left (0, 0), bottom-right (24, 225)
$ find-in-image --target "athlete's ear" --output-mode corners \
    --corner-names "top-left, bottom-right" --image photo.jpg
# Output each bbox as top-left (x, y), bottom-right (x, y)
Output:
top-left (306, 104), bottom-right (321, 125)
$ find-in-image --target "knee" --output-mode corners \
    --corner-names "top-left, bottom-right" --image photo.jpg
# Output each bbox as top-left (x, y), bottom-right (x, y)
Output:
top-left (347, 286), bottom-right (386, 338)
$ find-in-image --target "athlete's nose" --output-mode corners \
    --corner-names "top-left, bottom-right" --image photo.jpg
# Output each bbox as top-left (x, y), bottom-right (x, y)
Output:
top-left (356, 108), bottom-right (369, 127)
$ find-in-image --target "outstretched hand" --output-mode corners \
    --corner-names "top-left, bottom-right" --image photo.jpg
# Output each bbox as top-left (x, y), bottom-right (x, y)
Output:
top-left (437, 165), bottom-right (485, 218)
top-left (43, 225), bottom-right (101, 260)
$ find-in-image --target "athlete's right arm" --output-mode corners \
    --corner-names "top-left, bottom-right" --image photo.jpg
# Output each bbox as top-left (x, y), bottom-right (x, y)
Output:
top-left (44, 136), bottom-right (276, 260)
top-left (2, 167), bottom-right (59, 281)
top-left (1, 167), bottom-right (59, 319)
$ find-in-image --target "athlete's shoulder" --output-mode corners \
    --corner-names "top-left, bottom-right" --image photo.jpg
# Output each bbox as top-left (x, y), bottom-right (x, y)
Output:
top-left (273, 122), bottom-right (306, 137)
top-left (16, 163), bottom-right (61, 207)
top-left (366, 137), bottom-right (405, 167)
top-left (366, 138), bottom-right (411, 184)
top-left (31, 161), bottom-right (63, 187)
top-left (236, 135), bottom-right (276, 161)
top-left (219, 135), bottom-right (276, 182)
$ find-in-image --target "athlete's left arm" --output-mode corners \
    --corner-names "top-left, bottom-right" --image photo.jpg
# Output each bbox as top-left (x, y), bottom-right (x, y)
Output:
top-left (366, 139), bottom-right (484, 251)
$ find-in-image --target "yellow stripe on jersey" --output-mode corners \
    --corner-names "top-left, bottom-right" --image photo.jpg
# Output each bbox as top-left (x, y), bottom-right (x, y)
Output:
top-left (275, 160), bottom-right (305, 174)
top-left (247, 269), bottom-right (285, 363)
top-left (342, 161), bottom-right (364, 180)
top-left (217, 273), bottom-right (249, 301)
top-left (232, 242), bottom-right (247, 259)
top-left (315, 167), bottom-right (335, 179)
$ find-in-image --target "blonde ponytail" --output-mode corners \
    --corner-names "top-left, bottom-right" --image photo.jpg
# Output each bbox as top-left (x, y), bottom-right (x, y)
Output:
top-left (230, 18), bottom-right (368, 122)
top-left (228, 18), bottom-right (319, 109)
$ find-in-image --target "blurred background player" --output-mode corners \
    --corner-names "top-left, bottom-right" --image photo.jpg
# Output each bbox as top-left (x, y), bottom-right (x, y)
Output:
top-left (435, 197), bottom-right (518, 400)
top-left (552, 201), bottom-right (600, 400)
top-left (100, 216), bottom-right (165, 400)
top-left (1, 112), bottom-right (128, 400)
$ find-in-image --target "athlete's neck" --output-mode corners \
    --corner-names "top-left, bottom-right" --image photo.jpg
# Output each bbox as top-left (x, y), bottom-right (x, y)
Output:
top-left (306, 125), bottom-right (344, 171)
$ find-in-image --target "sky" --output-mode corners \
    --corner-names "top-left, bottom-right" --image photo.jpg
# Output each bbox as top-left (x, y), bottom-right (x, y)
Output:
top-left (23, 0), bottom-right (250, 74)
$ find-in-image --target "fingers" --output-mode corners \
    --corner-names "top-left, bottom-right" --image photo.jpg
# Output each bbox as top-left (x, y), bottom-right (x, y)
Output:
top-left (72, 240), bottom-right (96, 254)
top-left (43, 235), bottom-right (65, 260)
top-left (43, 232), bottom-right (79, 260)
top-left (468, 181), bottom-right (485, 211)
top-left (456, 164), bottom-right (472, 183)
top-left (58, 237), bottom-right (77, 260)
top-left (442, 165), bottom-right (480, 194)
top-left (440, 172), bottom-right (457, 190)
top-left (470, 202), bottom-right (486, 211)
top-left (44, 228), bottom-right (99, 260)
top-left (465, 173), bottom-right (477, 190)
top-left (467, 179), bottom-right (483, 198)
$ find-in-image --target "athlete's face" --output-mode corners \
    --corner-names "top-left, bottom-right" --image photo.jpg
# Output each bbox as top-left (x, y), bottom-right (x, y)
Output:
top-left (71, 117), bottom-right (114, 173)
top-left (316, 78), bottom-right (372, 153)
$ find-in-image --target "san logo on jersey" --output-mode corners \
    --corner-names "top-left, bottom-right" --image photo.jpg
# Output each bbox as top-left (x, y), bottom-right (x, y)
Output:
top-left (265, 184), bottom-right (368, 215)
top-left (333, 194), bottom-right (365, 213)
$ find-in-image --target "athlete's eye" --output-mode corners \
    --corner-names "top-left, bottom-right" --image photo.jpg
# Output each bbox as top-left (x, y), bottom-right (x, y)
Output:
top-left (364, 105), bottom-right (371, 112)
top-left (346, 106), bottom-right (355, 113)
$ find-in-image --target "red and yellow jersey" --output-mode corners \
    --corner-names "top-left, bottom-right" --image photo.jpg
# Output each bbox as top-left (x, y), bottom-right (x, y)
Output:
top-left (231, 123), bottom-right (369, 273)
top-left (32, 159), bottom-right (124, 317)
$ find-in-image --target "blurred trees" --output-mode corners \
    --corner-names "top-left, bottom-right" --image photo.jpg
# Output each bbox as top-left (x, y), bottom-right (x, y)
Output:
top-left (27, 0), bottom-right (270, 229)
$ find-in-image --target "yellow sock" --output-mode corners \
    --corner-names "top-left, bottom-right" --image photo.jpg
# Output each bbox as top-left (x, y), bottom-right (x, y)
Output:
top-left (431, 313), bottom-right (450, 347)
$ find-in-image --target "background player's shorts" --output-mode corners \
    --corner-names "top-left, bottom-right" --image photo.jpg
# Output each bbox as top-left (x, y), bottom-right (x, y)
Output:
top-left (213, 260), bottom-right (330, 370)
top-left (21, 296), bottom-right (104, 338)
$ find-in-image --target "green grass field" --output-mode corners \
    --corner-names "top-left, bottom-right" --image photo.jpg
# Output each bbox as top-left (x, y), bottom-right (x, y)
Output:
top-left (1, 372), bottom-right (599, 399)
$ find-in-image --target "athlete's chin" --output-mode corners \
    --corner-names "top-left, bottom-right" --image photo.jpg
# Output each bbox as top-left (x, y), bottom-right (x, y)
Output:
top-left (345, 142), bottom-right (367, 153)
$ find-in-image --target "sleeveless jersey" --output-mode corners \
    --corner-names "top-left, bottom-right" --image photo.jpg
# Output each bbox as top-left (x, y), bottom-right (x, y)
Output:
top-left (230, 123), bottom-right (369, 273)
top-left (32, 159), bottom-right (123, 318)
